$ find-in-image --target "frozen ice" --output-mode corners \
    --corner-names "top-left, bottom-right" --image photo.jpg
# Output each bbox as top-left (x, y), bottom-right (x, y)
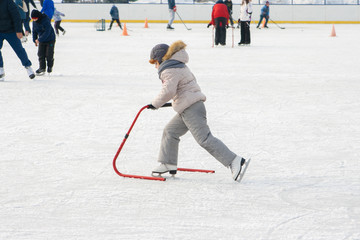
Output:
top-left (0, 23), bottom-right (359, 239)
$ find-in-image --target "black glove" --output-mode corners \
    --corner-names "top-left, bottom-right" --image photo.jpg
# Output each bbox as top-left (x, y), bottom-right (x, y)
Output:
top-left (147, 104), bottom-right (156, 110)
top-left (207, 23), bottom-right (211, 28)
top-left (226, 25), bottom-right (229, 29)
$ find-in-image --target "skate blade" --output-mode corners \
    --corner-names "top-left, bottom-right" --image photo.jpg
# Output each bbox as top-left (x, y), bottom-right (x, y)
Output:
top-left (151, 170), bottom-right (177, 178)
top-left (237, 158), bottom-right (251, 183)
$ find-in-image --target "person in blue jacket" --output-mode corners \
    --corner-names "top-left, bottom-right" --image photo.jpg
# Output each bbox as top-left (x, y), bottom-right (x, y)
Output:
top-left (0, 0), bottom-right (35, 81)
top-left (31, 10), bottom-right (56, 75)
top-left (108, 5), bottom-right (122, 30)
top-left (256, 1), bottom-right (270, 28)
top-left (41, 0), bottom-right (54, 20)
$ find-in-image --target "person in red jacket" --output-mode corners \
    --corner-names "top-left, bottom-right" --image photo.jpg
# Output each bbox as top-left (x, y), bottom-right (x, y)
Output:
top-left (207, 0), bottom-right (229, 46)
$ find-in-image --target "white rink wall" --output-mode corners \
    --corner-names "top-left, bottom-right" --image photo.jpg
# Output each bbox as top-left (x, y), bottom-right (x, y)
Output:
top-left (46, 3), bottom-right (360, 23)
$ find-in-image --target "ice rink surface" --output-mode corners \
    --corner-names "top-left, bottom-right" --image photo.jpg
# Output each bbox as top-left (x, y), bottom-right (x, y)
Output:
top-left (1, 22), bottom-right (360, 239)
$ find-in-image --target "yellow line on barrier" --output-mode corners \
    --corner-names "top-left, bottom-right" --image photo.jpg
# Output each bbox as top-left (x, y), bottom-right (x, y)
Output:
top-left (60, 19), bottom-right (360, 24)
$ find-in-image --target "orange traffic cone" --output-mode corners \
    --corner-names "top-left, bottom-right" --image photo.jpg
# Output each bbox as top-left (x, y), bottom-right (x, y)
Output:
top-left (144, 18), bottom-right (149, 28)
top-left (122, 23), bottom-right (129, 36)
top-left (330, 24), bottom-right (336, 37)
top-left (262, 18), bottom-right (266, 28)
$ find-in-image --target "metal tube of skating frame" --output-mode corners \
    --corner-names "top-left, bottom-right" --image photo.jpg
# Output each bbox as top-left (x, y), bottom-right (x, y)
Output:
top-left (177, 168), bottom-right (215, 173)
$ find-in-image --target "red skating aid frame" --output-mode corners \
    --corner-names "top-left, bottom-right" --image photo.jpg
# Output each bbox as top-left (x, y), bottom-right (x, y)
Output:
top-left (112, 103), bottom-right (215, 181)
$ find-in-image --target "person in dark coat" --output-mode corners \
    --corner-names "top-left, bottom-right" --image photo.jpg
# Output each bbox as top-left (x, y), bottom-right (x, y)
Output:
top-left (31, 10), bottom-right (56, 75)
top-left (207, 0), bottom-right (229, 46)
top-left (224, 0), bottom-right (234, 28)
top-left (108, 5), bottom-right (122, 30)
top-left (0, 0), bottom-right (35, 81)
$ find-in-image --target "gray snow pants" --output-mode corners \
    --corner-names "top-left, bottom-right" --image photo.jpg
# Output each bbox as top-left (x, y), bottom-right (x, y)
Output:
top-left (158, 101), bottom-right (236, 167)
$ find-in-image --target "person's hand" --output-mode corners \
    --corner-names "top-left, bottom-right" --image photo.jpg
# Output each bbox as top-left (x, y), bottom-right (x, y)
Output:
top-left (16, 32), bottom-right (23, 39)
top-left (147, 104), bottom-right (156, 110)
top-left (207, 23), bottom-right (211, 28)
top-left (173, 6), bottom-right (177, 12)
top-left (35, 39), bottom-right (39, 47)
top-left (226, 24), bottom-right (229, 29)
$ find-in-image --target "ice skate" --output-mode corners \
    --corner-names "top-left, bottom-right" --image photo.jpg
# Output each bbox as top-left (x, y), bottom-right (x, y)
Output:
top-left (229, 156), bottom-right (246, 182)
top-left (47, 67), bottom-right (52, 74)
top-left (166, 24), bottom-right (174, 30)
top-left (0, 67), bottom-right (4, 81)
top-left (26, 66), bottom-right (35, 79)
top-left (21, 36), bottom-right (27, 43)
top-left (36, 68), bottom-right (46, 76)
top-left (152, 163), bottom-right (177, 177)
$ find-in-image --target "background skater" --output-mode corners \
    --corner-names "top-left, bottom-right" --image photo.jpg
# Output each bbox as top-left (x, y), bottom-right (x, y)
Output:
top-left (108, 5), bottom-right (122, 30)
top-left (256, 1), bottom-right (270, 28)
top-left (31, 10), bottom-right (56, 75)
top-left (53, 8), bottom-right (66, 36)
top-left (167, 0), bottom-right (176, 30)
top-left (238, 0), bottom-right (252, 45)
top-left (207, 0), bottom-right (229, 46)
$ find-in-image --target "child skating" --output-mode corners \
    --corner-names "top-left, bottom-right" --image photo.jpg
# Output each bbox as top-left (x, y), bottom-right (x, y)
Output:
top-left (148, 40), bottom-right (249, 182)
top-left (31, 10), bottom-right (56, 75)
top-left (53, 8), bottom-right (66, 36)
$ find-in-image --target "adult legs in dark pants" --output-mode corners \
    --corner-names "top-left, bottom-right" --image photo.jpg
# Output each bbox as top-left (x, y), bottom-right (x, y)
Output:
top-left (239, 21), bottom-right (251, 45)
top-left (37, 40), bottom-right (55, 74)
top-left (0, 32), bottom-right (32, 68)
top-left (214, 17), bottom-right (227, 46)
top-left (0, 32), bottom-right (34, 79)
top-left (108, 18), bottom-right (123, 30)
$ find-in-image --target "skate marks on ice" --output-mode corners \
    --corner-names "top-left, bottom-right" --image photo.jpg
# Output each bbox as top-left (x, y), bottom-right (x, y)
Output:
top-left (268, 177), bottom-right (360, 240)
top-left (263, 212), bottom-right (313, 240)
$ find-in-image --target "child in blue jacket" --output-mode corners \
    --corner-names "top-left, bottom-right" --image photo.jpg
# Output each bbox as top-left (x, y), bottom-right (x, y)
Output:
top-left (256, 1), bottom-right (270, 28)
top-left (31, 10), bottom-right (56, 75)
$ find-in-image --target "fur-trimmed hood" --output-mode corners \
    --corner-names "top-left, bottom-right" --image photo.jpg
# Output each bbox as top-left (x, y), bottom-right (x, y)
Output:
top-left (163, 40), bottom-right (189, 63)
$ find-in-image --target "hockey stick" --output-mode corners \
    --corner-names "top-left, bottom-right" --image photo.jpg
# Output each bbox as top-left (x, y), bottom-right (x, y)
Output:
top-left (112, 103), bottom-right (214, 181)
top-left (232, 26), bottom-right (234, 48)
top-left (176, 11), bottom-right (192, 30)
top-left (212, 26), bottom-right (214, 48)
top-left (270, 18), bottom-right (285, 29)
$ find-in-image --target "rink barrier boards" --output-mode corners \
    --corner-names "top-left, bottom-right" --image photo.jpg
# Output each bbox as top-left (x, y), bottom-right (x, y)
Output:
top-left (55, 19), bottom-right (360, 24)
